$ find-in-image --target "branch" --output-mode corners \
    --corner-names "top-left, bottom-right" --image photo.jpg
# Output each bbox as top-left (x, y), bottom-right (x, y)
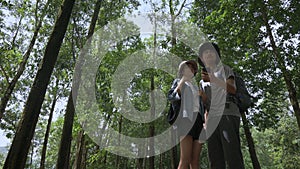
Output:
top-left (169, 0), bottom-right (174, 16)
top-left (11, 16), bottom-right (23, 49)
top-left (34, 0), bottom-right (40, 28)
top-left (0, 65), bottom-right (10, 83)
top-left (175, 0), bottom-right (187, 18)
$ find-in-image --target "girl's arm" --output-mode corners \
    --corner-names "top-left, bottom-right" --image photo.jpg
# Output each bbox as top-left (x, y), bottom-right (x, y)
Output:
top-left (167, 79), bottom-right (181, 101)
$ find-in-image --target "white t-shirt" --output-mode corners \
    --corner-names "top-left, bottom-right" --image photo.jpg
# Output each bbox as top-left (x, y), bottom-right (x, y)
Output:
top-left (201, 64), bottom-right (240, 117)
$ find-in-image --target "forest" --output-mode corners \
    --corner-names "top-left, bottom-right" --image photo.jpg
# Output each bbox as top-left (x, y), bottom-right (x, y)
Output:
top-left (0, 0), bottom-right (300, 168)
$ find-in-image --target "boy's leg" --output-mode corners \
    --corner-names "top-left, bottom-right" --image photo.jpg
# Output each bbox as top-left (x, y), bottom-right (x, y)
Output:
top-left (207, 118), bottom-right (226, 169)
top-left (221, 115), bottom-right (245, 169)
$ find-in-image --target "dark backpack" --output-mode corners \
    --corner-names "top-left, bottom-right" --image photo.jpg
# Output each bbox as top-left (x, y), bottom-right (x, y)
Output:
top-left (232, 72), bottom-right (253, 112)
top-left (167, 103), bottom-right (177, 125)
top-left (167, 99), bottom-right (181, 125)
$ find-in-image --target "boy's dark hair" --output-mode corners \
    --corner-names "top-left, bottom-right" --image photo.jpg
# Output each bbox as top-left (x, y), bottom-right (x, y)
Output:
top-left (198, 42), bottom-right (221, 66)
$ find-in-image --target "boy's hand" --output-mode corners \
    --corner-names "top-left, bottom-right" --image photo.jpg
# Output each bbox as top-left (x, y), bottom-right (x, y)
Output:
top-left (201, 70), bottom-right (210, 82)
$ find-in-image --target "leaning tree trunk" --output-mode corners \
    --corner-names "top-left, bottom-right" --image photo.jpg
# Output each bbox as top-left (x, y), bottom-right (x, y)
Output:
top-left (261, 0), bottom-right (300, 130)
top-left (3, 0), bottom-right (75, 168)
top-left (0, 0), bottom-right (50, 122)
top-left (40, 79), bottom-right (59, 169)
top-left (241, 111), bottom-right (261, 169)
top-left (55, 1), bottom-right (102, 168)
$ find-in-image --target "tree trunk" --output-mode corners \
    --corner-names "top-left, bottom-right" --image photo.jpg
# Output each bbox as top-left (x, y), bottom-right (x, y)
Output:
top-left (81, 139), bottom-right (87, 169)
top-left (0, 0), bottom-right (50, 121)
top-left (261, 1), bottom-right (300, 130)
top-left (149, 122), bottom-right (155, 169)
top-left (56, 91), bottom-right (75, 169)
top-left (103, 149), bottom-right (108, 166)
top-left (72, 129), bottom-right (85, 169)
top-left (159, 153), bottom-right (164, 169)
top-left (56, 1), bottom-right (102, 168)
top-left (115, 116), bottom-right (123, 169)
top-left (136, 158), bottom-right (144, 169)
top-left (170, 129), bottom-right (178, 169)
top-left (40, 79), bottom-right (59, 169)
top-left (148, 13), bottom-right (157, 169)
top-left (11, 16), bottom-right (23, 49)
top-left (241, 111), bottom-right (261, 169)
top-left (3, 0), bottom-right (75, 168)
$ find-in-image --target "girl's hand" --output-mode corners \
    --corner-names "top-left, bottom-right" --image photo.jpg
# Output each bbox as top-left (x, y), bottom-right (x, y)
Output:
top-left (175, 76), bottom-right (188, 93)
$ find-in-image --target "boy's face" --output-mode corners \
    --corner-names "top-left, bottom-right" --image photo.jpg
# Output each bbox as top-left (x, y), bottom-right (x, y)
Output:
top-left (200, 49), bottom-right (217, 67)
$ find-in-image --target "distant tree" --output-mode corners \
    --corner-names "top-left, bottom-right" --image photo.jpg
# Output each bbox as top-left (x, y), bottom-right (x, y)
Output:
top-left (0, 0), bottom-right (51, 122)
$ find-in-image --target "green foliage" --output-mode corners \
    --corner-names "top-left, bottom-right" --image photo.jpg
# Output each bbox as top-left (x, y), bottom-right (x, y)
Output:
top-left (0, 151), bottom-right (5, 168)
top-left (44, 115), bottom-right (64, 168)
top-left (252, 115), bottom-right (300, 169)
top-left (97, 0), bottom-right (140, 27)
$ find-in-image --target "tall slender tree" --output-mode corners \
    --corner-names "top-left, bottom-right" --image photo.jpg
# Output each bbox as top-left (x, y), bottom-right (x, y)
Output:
top-left (56, 0), bottom-right (102, 168)
top-left (3, 0), bottom-right (76, 168)
top-left (39, 78), bottom-right (59, 169)
top-left (241, 111), bottom-right (261, 169)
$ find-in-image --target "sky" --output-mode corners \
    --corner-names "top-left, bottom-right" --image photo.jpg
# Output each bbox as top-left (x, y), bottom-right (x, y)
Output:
top-left (0, 130), bottom-right (10, 147)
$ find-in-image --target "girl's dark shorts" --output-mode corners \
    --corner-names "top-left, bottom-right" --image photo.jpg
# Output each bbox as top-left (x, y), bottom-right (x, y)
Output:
top-left (177, 112), bottom-right (204, 140)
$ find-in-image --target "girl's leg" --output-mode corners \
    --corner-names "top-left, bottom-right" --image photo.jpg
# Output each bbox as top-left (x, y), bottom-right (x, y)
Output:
top-left (190, 141), bottom-right (203, 169)
top-left (178, 136), bottom-right (193, 169)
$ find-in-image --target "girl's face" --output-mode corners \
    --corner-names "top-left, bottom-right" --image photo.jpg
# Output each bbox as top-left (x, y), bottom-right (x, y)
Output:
top-left (183, 64), bottom-right (195, 78)
top-left (201, 49), bottom-right (218, 67)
